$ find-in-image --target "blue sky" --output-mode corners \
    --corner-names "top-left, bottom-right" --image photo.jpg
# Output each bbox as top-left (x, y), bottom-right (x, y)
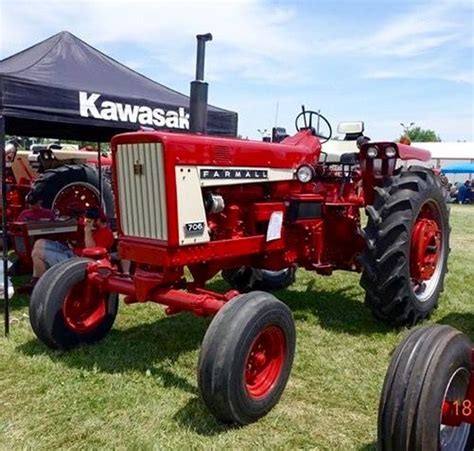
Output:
top-left (1, 0), bottom-right (473, 141)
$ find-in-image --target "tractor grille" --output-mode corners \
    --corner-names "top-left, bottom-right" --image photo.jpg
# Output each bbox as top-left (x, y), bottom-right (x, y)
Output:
top-left (115, 142), bottom-right (168, 240)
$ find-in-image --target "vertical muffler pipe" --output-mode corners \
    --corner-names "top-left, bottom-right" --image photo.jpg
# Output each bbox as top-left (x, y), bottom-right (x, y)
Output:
top-left (190, 33), bottom-right (212, 133)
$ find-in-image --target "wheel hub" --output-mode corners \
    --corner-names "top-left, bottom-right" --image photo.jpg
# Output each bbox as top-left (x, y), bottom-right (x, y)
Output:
top-left (411, 217), bottom-right (441, 281)
top-left (53, 183), bottom-right (100, 216)
top-left (245, 326), bottom-right (285, 399)
top-left (253, 352), bottom-right (267, 367)
top-left (439, 367), bottom-right (471, 449)
top-left (62, 281), bottom-right (107, 333)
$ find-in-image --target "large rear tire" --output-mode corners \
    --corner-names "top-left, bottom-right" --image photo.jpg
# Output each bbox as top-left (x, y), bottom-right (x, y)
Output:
top-left (222, 266), bottom-right (296, 292)
top-left (378, 324), bottom-right (473, 450)
top-left (360, 167), bottom-right (449, 326)
top-left (29, 258), bottom-right (118, 349)
top-left (198, 291), bottom-right (296, 424)
top-left (29, 164), bottom-right (114, 220)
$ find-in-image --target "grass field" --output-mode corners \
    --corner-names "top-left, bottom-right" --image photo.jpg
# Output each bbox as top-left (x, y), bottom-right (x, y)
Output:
top-left (1, 205), bottom-right (473, 450)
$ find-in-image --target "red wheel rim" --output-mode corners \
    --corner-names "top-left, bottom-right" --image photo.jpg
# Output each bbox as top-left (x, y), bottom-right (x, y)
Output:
top-left (439, 368), bottom-right (471, 449)
top-left (244, 326), bottom-right (286, 399)
top-left (62, 281), bottom-right (108, 333)
top-left (410, 200), bottom-right (444, 302)
top-left (53, 183), bottom-right (100, 216)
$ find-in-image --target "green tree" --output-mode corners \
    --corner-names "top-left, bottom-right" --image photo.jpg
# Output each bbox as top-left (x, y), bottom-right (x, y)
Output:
top-left (399, 123), bottom-right (441, 142)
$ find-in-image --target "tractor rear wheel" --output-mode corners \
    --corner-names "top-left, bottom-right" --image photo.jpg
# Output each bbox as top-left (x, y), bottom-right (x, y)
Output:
top-left (222, 266), bottom-right (296, 292)
top-left (360, 166), bottom-right (449, 326)
top-left (198, 291), bottom-right (296, 424)
top-left (378, 324), bottom-right (473, 450)
top-left (29, 164), bottom-right (114, 219)
top-left (29, 258), bottom-right (118, 349)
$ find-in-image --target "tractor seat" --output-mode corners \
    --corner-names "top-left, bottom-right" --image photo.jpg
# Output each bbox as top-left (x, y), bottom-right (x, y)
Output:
top-left (320, 140), bottom-right (359, 164)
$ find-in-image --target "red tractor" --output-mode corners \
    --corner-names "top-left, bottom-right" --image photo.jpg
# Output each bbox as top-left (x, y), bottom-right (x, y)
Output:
top-left (3, 140), bottom-right (114, 272)
top-left (378, 325), bottom-right (473, 450)
top-left (4, 140), bottom-right (114, 220)
top-left (29, 34), bottom-right (450, 424)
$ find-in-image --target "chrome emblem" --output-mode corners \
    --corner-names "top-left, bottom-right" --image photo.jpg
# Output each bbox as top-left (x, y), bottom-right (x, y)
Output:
top-left (133, 160), bottom-right (143, 176)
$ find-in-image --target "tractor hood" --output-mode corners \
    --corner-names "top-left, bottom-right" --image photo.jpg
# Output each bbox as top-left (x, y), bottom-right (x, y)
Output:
top-left (111, 129), bottom-right (321, 169)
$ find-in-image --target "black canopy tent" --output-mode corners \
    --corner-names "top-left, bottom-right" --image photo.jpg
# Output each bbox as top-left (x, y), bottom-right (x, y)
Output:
top-left (0, 31), bottom-right (237, 139)
top-left (0, 31), bottom-right (238, 335)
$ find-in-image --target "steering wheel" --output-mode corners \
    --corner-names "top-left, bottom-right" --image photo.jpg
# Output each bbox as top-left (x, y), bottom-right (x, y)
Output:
top-left (295, 106), bottom-right (332, 143)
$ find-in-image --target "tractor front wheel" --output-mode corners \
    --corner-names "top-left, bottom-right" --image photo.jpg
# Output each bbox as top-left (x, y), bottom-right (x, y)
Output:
top-left (361, 166), bottom-right (449, 326)
top-left (198, 291), bottom-right (296, 424)
top-left (29, 258), bottom-right (118, 349)
top-left (378, 324), bottom-right (473, 450)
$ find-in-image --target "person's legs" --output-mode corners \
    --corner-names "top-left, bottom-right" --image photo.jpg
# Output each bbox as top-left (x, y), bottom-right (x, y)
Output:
top-left (20, 240), bottom-right (75, 293)
top-left (40, 240), bottom-right (75, 271)
top-left (31, 239), bottom-right (48, 278)
top-left (19, 239), bottom-right (51, 293)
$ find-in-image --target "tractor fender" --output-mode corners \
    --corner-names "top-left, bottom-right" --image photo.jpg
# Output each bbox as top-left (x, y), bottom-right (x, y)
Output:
top-left (360, 141), bottom-right (431, 161)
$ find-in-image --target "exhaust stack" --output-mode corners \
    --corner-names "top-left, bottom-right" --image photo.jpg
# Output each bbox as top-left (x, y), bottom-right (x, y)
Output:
top-left (189, 33), bottom-right (212, 133)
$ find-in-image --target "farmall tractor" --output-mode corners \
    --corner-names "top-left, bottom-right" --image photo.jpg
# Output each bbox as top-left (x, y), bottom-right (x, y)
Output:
top-left (29, 35), bottom-right (450, 424)
top-left (378, 325), bottom-right (473, 450)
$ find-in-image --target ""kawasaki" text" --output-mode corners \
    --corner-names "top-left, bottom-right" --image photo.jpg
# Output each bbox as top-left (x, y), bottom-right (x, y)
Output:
top-left (79, 92), bottom-right (189, 129)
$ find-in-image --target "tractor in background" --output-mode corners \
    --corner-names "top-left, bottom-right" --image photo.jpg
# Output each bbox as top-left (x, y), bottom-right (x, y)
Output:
top-left (3, 140), bottom-right (114, 272)
top-left (4, 140), bottom-right (114, 220)
top-left (29, 34), bottom-right (450, 424)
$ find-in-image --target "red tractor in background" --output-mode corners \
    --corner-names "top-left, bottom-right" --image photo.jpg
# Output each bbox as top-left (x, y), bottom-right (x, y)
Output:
top-left (378, 325), bottom-right (473, 450)
top-left (29, 34), bottom-right (450, 424)
top-left (3, 139), bottom-right (114, 272)
top-left (4, 140), bottom-right (114, 220)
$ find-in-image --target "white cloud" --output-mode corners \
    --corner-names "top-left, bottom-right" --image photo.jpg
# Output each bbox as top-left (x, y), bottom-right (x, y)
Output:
top-left (364, 60), bottom-right (474, 85)
top-left (321, 1), bottom-right (469, 58)
top-left (443, 72), bottom-right (474, 85)
top-left (1, 0), bottom-right (471, 84)
top-left (1, 0), bottom-right (472, 140)
top-left (1, 0), bottom-right (309, 82)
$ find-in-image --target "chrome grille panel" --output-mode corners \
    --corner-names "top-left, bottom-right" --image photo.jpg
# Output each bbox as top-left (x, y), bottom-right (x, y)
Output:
top-left (116, 143), bottom-right (167, 240)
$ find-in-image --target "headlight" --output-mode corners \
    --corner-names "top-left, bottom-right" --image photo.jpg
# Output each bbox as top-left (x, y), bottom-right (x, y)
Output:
top-left (367, 146), bottom-right (378, 158)
top-left (385, 146), bottom-right (397, 158)
top-left (296, 165), bottom-right (314, 183)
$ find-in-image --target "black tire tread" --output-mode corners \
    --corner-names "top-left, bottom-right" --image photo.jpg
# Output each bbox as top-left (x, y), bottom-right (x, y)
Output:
top-left (198, 291), bottom-right (296, 424)
top-left (29, 257), bottom-right (90, 339)
top-left (378, 324), bottom-right (473, 450)
top-left (30, 257), bottom-right (118, 349)
top-left (360, 166), bottom-right (449, 326)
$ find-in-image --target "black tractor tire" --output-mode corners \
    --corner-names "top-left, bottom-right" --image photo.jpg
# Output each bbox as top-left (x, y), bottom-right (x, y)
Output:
top-left (29, 257), bottom-right (87, 338)
top-left (198, 291), bottom-right (296, 424)
top-left (29, 257), bottom-right (118, 349)
top-left (378, 324), bottom-right (473, 450)
top-left (222, 266), bottom-right (296, 292)
top-left (360, 166), bottom-right (449, 326)
top-left (29, 164), bottom-right (115, 219)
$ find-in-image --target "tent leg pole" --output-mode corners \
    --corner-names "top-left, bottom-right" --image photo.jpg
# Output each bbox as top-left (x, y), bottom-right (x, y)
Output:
top-left (97, 142), bottom-right (102, 211)
top-left (0, 114), bottom-right (10, 337)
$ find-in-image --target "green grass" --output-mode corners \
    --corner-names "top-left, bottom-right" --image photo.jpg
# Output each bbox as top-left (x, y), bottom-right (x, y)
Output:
top-left (1, 205), bottom-right (473, 450)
